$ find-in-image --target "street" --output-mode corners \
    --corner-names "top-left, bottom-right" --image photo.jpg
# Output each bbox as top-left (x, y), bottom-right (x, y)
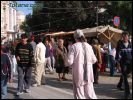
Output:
top-left (1, 1), bottom-right (132, 99)
top-left (7, 68), bottom-right (132, 99)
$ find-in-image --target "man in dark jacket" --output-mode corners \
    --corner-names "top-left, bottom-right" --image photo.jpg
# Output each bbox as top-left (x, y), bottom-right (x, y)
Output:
top-left (15, 34), bottom-right (34, 96)
top-left (115, 31), bottom-right (132, 99)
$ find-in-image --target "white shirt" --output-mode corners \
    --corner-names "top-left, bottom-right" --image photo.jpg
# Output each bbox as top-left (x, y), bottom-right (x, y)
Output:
top-left (124, 42), bottom-right (129, 48)
top-left (109, 48), bottom-right (116, 58)
top-left (34, 42), bottom-right (46, 64)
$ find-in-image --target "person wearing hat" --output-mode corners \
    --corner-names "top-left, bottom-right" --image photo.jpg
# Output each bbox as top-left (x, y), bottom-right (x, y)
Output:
top-left (15, 34), bottom-right (34, 95)
top-left (67, 29), bottom-right (97, 99)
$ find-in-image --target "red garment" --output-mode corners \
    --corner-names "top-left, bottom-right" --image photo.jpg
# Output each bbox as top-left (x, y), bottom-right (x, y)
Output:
top-left (100, 53), bottom-right (106, 73)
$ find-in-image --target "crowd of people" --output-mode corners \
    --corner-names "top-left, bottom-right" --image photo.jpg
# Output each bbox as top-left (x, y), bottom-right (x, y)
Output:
top-left (1, 30), bottom-right (132, 99)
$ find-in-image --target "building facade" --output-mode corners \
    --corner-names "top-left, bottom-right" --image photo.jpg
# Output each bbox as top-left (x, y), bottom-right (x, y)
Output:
top-left (1, 1), bottom-right (18, 43)
top-left (16, 10), bottom-right (25, 38)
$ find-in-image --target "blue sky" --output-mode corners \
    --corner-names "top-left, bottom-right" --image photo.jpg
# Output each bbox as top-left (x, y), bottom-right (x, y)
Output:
top-left (16, 1), bottom-right (35, 15)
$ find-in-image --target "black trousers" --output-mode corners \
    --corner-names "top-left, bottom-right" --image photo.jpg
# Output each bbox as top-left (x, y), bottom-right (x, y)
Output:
top-left (93, 63), bottom-right (99, 83)
top-left (17, 67), bottom-right (32, 92)
top-left (117, 62), bottom-right (132, 95)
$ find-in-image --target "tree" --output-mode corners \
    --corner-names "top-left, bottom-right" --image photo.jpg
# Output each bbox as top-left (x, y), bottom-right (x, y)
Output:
top-left (20, 21), bottom-right (30, 36)
top-left (105, 1), bottom-right (132, 33)
top-left (26, 1), bottom-right (132, 34)
top-left (26, 1), bottom-right (99, 33)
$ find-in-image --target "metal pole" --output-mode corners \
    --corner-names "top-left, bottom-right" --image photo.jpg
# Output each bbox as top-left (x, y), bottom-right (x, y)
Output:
top-left (48, 13), bottom-right (50, 33)
top-left (96, 1), bottom-right (98, 27)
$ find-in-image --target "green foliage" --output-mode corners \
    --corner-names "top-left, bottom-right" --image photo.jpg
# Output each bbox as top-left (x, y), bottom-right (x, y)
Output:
top-left (25, 1), bottom-right (132, 34)
top-left (20, 21), bottom-right (30, 35)
top-left (106, 1), bottom-right (132, 33)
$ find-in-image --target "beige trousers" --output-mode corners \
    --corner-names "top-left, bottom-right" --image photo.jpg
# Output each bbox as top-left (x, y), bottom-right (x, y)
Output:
top-left (34, 63), bottom-right (45, 85)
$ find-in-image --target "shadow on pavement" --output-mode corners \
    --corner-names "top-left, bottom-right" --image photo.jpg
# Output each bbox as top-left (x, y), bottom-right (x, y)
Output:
top-left (94, 83), bottom-right (132, 99)
top-left (10, 71), bottom-right (132, 99)
top-left (7, 87), bottom-right (23, 99)
top-left (44, 75), bottom-right (132, 99)
top-left (99, 71), bottom-right (121, 77)
top-left (45, 76), bottom-right (73, 90)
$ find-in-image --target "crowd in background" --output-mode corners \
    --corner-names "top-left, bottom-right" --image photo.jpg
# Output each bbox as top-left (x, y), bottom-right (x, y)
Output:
top-left (1, 30), bottom-right (132, 99)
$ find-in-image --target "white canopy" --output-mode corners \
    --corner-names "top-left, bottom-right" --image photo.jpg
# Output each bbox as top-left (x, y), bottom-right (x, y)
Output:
top-left (43, 25), bottom-right (123, 47)
top-left (83, 25), bottom-right (123, 38)
top-left (83, 25), bottom-right (123, 47)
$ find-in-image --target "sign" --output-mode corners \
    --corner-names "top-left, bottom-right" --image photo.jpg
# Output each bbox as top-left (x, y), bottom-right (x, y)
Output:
top-left (113, 16), bottom-right (120, 27)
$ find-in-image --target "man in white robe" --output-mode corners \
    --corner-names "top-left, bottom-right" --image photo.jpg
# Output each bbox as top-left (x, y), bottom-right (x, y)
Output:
top-left (67, 29), bottom-right (97, 99)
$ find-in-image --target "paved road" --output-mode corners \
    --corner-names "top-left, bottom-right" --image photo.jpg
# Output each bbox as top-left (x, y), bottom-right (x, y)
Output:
top-left (7, 68), bottom-right (132, 99)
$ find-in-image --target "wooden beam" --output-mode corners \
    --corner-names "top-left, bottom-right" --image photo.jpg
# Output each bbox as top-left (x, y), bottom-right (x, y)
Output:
top-left (109, 32), bottom-right (115, 40)
top-left (98, 31), bottom-right (110, 40)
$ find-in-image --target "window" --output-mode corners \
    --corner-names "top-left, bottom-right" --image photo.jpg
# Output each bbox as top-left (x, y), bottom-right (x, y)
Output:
top-left (9, 7), bottom-right (12, 30)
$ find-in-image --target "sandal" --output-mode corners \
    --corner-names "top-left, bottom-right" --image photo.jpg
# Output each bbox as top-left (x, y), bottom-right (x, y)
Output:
top-left (62, 77), bottom-right (68, 81)
top-left (57, 78), bottom-right (62, 82)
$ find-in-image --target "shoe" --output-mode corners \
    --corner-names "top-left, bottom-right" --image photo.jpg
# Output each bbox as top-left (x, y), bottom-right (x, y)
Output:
top-left (62, 77), bottom-right (68, 81)
top-left (57, 79), bottom-right (62, 82)
top-left (41, 83), bottom-right (46, 85)
top-left (32, 84), bottom-right (40, 87)
top-left (124, 93), bottom-right (130, 99)
top-left (93, 81), bottom-right (99, 84)
top-left (127, 74), bottom-right (131, 78)
top-left (110, 75), bottom-right (114, 77)
top-left (117, 86), bottom-right (124, 91)
top-left (49, 71), bottom-right (54, 74)
top-left (25, 89), bottom-right (30, 93)
top-left (16, 92), bottom-right (23, 96)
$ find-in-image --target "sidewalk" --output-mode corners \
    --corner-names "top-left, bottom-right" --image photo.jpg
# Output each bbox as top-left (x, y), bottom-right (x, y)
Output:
top-left (7, 68), bottom-right (132, 99)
